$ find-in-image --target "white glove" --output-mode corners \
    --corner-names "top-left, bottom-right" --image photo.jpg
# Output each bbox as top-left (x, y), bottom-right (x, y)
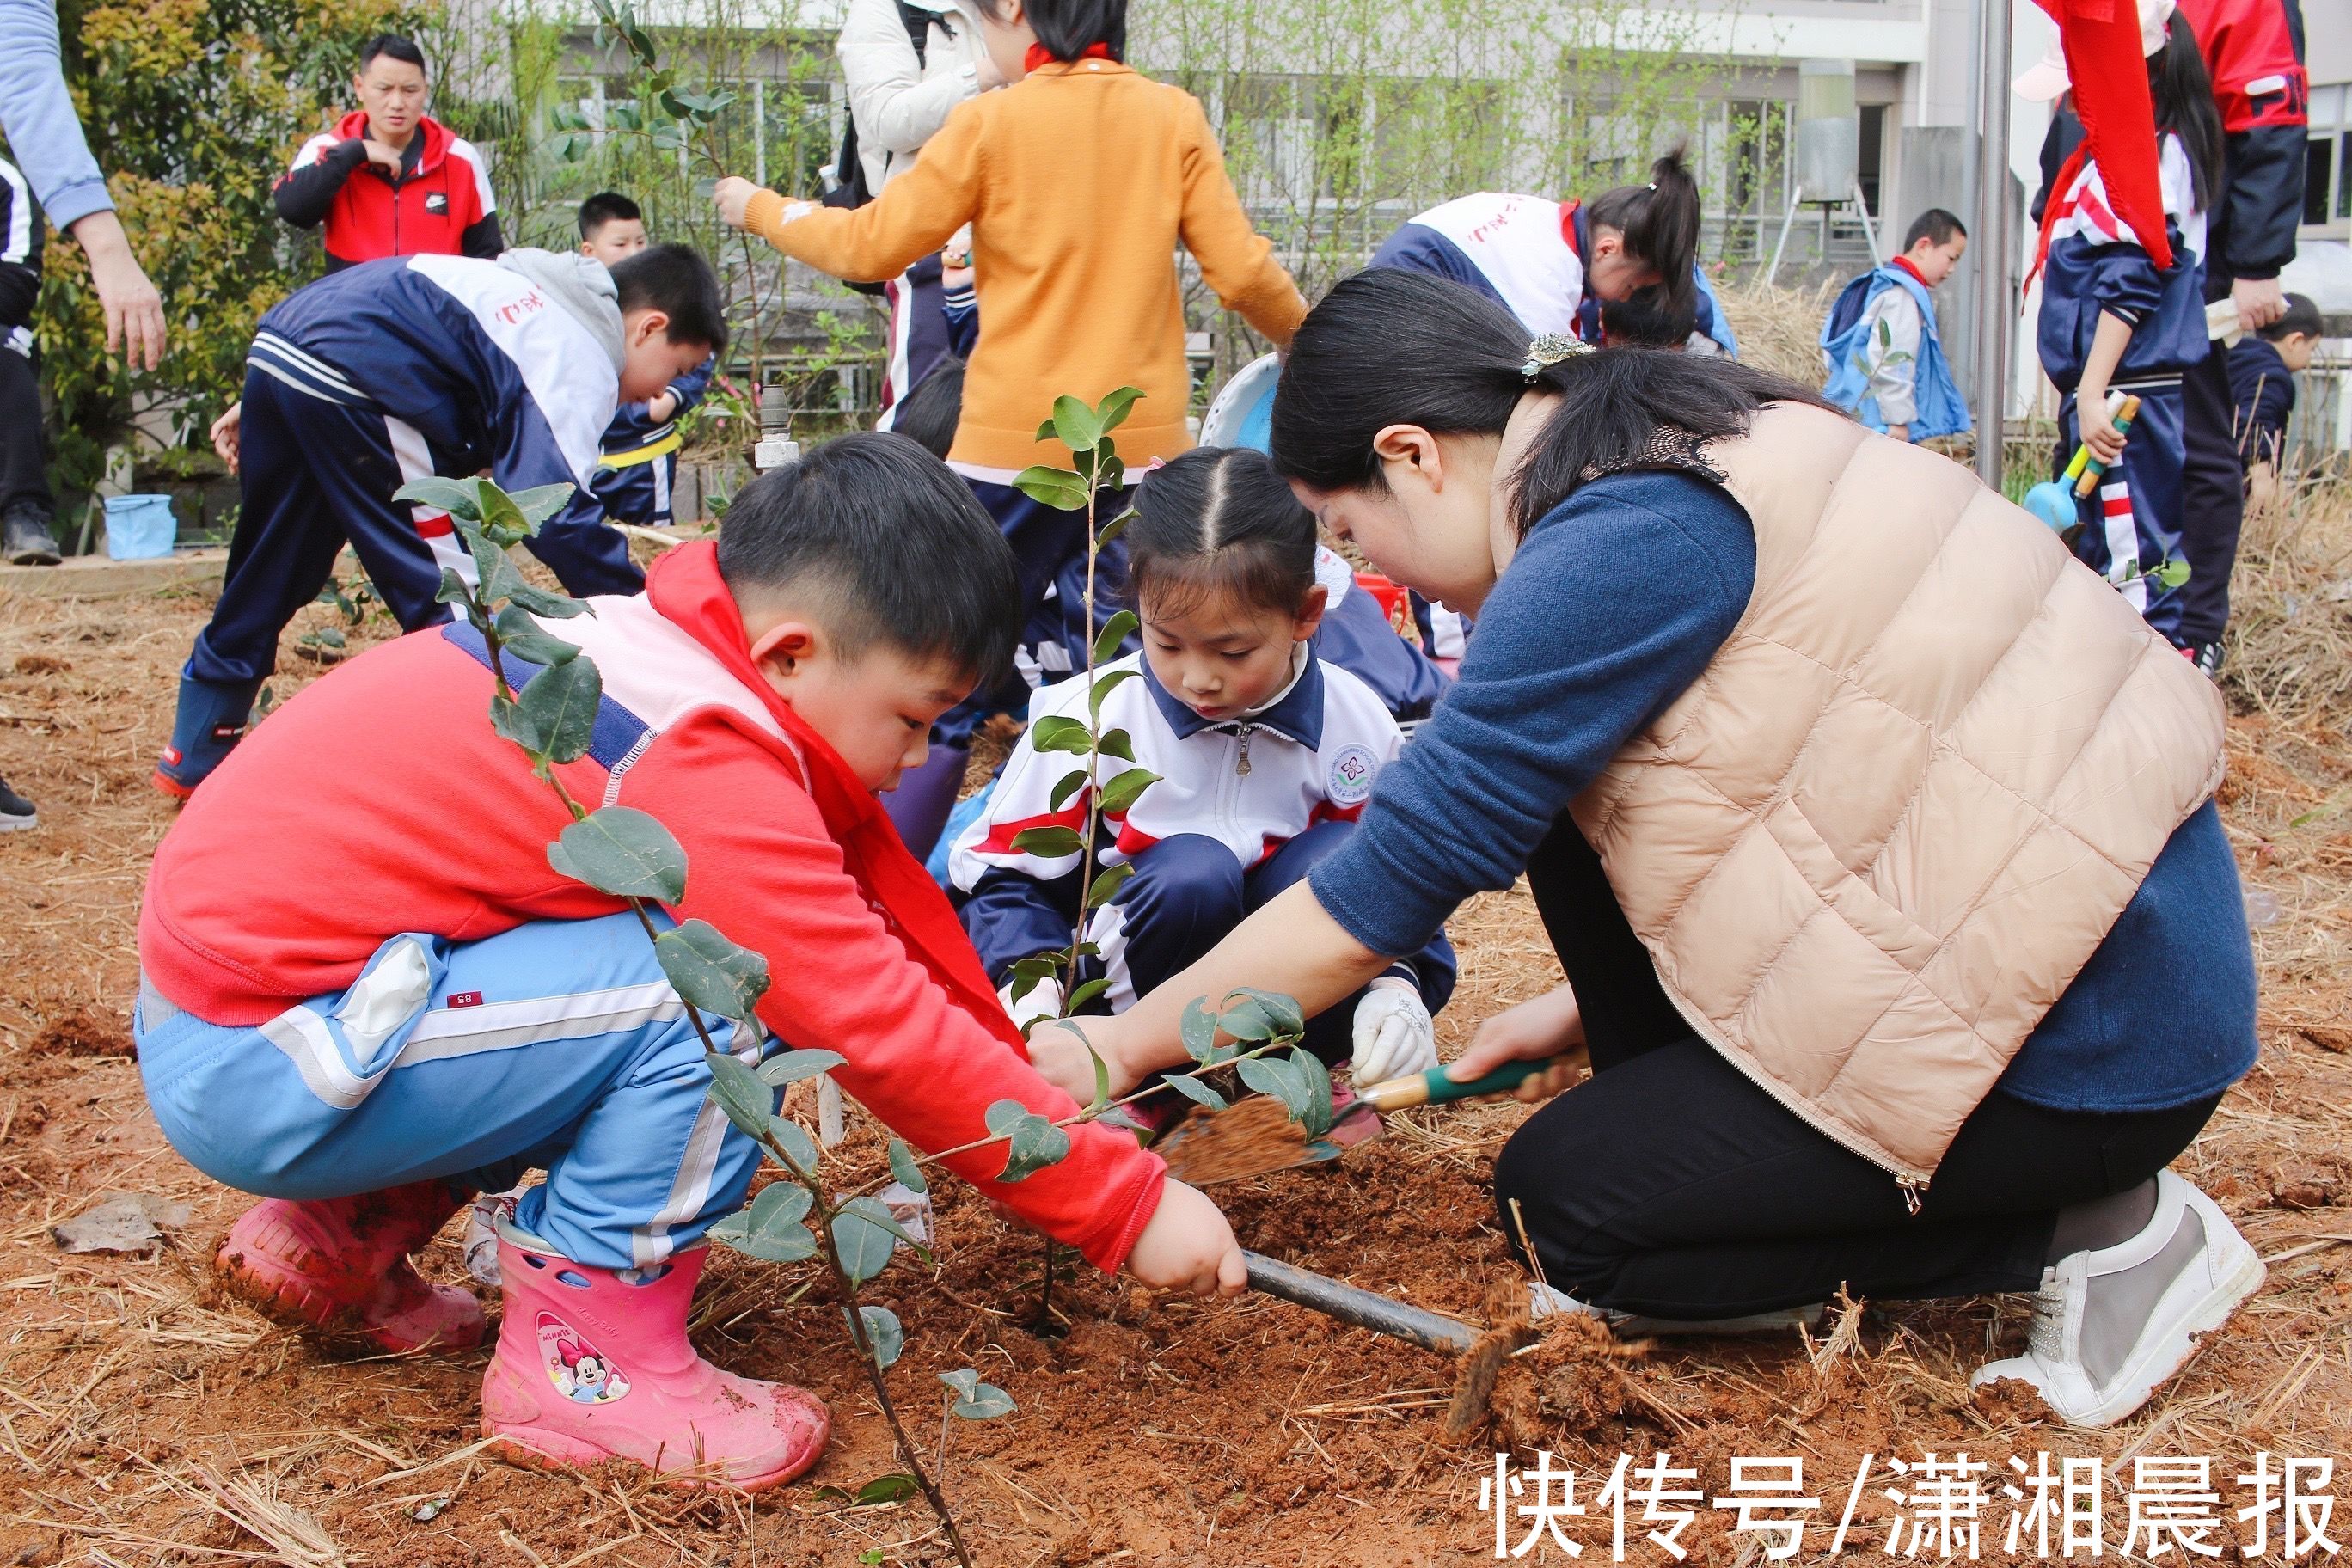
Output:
top-left (1350, 977), bottom-right (1436, 1085)
top-left (997, 972), bottom-right (1063, 1034)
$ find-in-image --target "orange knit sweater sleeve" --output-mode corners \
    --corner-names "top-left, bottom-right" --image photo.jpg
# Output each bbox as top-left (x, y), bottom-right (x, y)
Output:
top-left (1175, 95), bottom-right (1308, 348)
top-left (743, 101), bottom-right (982, 285)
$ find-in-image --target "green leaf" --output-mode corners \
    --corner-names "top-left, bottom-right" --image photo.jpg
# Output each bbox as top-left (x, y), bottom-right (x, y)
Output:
top-left (952, 1380), bottom-right (1016, 1420)
top-left (1179, 998), bottom-right (1219, 1066)
top-left (1237, 1053), bottom-right (1313, 1118)
top-left (831, 1196), bottom-right (904, 1283)
top-left (709, 1179), bottom-right (817, 1262)
top-left (1050, 395), bottom-right (1105, 454)
top-left (1084, 861), bottom-right (1134, 910)
top-left (846, 1303), bottom-right (903, 1368)
top-left (1095, 452), bottom-right (1126, 495)
top-left (1010, 954), bottom-right (1064, 981)
top-left (939, 1367), bottom-right (979, 1400)
top-left (1096, 728), bottom-right (1136, 763)
top-left (756, 1048), bottom-right (847, 1087)
top-left (434, 567), bottom-right (473, 608)
top-left (1028, 714), bottom-right (1093, 755)
top-left (983, 1099), bottom-right (1071, 1183)
top-left (825, 1474), bottom-right (921, 1508)
top-left (1009, 824), bottom-right (1086, 859)
top-left (392, 476), bottom-right (482, 522)
top-left (477, 484), bottom-right (532, 548)
top-left (841, 1193), bottom-right (929, 1253)
top-left (494, 604), bottom-right (579, 665)
top-left (506, 482), bottom-right (576, 530)
top-left (1093, 610), bottom-right (1138, 665)
top-left (1226, 988), bottom-right (1305, 1039)
top-left (1086, 1038), bottom-right (1112, 1110)
top-left (2153, 558), bottom-right (2191, 589)
top-left (1089, 667), bottom-right (1139, 717)
top-left (466, 530), bottom-right (523, 607)
top-left (1012, 465), bottom-right (1089, 511)
top-left (1289, 1046), bottom-right (1334, 1138)
top-left (703, 1050), bottom-right (777, 1141)
top-left (657, 920), bottom-right (771, 1020)
top-left (1162, 1073), bottom-right (1228, 1112)
top-left (1049, 769), bottom-right (1088, 812)
top-left (887, 1137), bottom-right (928, 1196)
top-left (547, 806), bottom-right (687, 902)
top-left (769, 1116), bottom-right (818, 1172)
top-left (1096, 506), bottom-right (1138, 547)
top-left (1217, 995), bottom-right (1278, 1042)
top-left (1095, 768), bottom-right (1161, 818)
top-left (517, 653), bottom-right (603, 763)
top-left (507, 580), bottom-right (591, 619)
top-left (1067, 977), bottom-right (1112, 1012)
top-left (1094, 385), bottom-right (1145, 432)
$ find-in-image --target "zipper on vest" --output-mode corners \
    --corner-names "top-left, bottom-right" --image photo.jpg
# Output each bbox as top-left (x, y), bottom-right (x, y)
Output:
top-left (1896, 1174), bottom-right (1926, 1216)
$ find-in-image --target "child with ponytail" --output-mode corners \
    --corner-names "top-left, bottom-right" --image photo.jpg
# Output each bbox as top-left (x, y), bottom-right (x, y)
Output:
top-left (713, 0), bottom-right (1308, 857)
top-left (2021, 0), bottom-right (2224, 647)
top-left (1365, 150), bottom-right (1707, 349)
top-left (948, 447), bottom-right (1455, 1086)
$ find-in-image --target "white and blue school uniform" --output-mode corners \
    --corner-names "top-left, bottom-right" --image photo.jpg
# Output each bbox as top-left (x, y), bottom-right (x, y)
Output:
top-left (1821, 260), bottom-right (1971, 439)
top-left (190, 253), bottom-right (641, 692)
top-left (591, 356), bottom-right (714, 526)
top-left (1307, 546), bottom-right (1448, 724)
top-left (2037, 135), bottom-right (2208, 646)
top-left (948, 648), bottom-right (1455, 1063)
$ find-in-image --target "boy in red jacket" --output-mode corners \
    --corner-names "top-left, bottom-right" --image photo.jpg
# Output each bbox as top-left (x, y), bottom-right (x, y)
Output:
top-left (135, 432), bottom-right (1240, 1491)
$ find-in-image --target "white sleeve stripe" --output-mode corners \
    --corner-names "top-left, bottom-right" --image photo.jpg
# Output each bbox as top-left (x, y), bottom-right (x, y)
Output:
top-left (0, 159), bottom-right (32, 266)
top-left (447, 138), bottom-right (499, 216)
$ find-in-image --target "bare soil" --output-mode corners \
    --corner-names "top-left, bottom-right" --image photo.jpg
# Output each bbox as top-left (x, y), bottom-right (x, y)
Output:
top-left (0, 555), bottom-right (2346, 1567)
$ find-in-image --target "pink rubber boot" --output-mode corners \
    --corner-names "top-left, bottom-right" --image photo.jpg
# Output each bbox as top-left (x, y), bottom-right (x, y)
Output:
top-left (215, 1179), bottom-right (485, 1353)
top-left (480, 1229), bottom-right (830, 1491)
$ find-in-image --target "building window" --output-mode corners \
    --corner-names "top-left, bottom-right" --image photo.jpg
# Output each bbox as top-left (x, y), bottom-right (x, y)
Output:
top-left (1858, 102), bottom-right (1886, 215)
top-left (2307, 135), bottom-right (2334, 226)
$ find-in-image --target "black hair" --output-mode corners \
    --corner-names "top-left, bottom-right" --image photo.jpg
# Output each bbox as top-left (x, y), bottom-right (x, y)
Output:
top-left (358, 34), bottom-right (426, 73)
top-left (716, 431), bottom-right (1019, 686)
top-left (609, 243), bottom-right (728, 354)
top-left (578, 191), bottom-right (643, 239)
top-left (2263, 292), bottom-right (2323, 342)
top-left (1600, 287), bottom-right (1696, 349)
top-left (888, 358), bottom-right (965, 460)
top-left (1902, 208), bottom-right (1967, 251)
top-left (2150, 22), bottom-right (2226, 213)
top-left (1124, 447), bottom-right (1317, 620)
top-left (976, 0), bottom-right (1124, 62)
top-left (1270, 268), bottom-right (1835, 538)
top-left (1584, 147), bottom-right (1700, 320)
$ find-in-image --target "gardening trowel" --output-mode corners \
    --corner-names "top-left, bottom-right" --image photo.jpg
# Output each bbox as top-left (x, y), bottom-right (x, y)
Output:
top-left (1155, 1056), bottom-right (1559, 1187)
top-left (2022, 392), bottom-right (2140, 532)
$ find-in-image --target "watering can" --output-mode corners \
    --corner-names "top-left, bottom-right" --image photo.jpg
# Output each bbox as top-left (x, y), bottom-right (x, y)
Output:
top-left (2022, 392), bottom-right (2140, 532)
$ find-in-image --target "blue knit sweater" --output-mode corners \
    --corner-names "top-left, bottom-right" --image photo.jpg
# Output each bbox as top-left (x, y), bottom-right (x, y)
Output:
top-left (1309, 469), bottom-right (2256, 1113)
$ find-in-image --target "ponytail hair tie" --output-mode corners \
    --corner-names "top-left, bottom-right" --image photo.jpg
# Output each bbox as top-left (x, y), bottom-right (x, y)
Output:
top-left (1520, 332), bottom-right (1591, 383)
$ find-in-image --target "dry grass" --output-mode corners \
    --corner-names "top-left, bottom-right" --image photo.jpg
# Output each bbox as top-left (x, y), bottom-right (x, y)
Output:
top-left (1712, 278), bottom-right (1837, 389)
top-left (2225, 475), bottom-right (2352, 725)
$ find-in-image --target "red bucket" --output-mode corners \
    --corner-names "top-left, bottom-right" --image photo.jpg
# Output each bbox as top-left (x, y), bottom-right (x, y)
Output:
top-left (1354, 573), bottom-right (1409, 629)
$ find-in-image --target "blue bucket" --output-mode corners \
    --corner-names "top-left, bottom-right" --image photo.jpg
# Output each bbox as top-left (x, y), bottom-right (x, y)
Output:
top-left (104, 493), bottom-right (180, 560)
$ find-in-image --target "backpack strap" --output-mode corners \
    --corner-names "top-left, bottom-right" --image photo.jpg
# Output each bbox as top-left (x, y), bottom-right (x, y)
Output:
top-left (897, 0), bottom-right (938, 66)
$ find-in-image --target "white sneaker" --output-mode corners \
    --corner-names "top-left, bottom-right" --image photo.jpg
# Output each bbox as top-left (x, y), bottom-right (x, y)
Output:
top-left (1530, 1283), bottom-right (1824, 1337)
top-left (1971, 1170), bottom-right (2263, 1428)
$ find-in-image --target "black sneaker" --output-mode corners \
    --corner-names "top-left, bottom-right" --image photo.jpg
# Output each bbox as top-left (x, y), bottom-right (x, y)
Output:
top-left (3, 506), bottom-right (62, 566)
top-left (2186, 641), bottom-right (2225, 679)
top-left (0, 776), bottom-right (34, 831)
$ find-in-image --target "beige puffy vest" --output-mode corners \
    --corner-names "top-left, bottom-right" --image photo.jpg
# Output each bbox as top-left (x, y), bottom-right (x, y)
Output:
top-left (1569, 403), bottom-right (2226, 1192)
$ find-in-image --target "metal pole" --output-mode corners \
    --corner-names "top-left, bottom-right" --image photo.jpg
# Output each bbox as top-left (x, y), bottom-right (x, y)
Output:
top-left (1242, 1252), bottom-right (1480, 1354)
top-left (1974, 0), bottom-right (2015, 488)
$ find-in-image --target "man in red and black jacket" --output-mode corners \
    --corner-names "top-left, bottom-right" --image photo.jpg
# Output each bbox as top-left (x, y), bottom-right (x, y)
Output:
top-left (273, 34), bottom-right (503, 271)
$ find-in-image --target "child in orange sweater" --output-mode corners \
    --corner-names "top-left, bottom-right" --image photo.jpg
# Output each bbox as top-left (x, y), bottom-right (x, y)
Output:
top-left (715, 0), bottom-right (1308, 855)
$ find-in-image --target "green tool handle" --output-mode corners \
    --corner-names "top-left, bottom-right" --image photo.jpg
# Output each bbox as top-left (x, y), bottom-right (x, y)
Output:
top-left (1358, 1056), bottom-right (1549, 1112)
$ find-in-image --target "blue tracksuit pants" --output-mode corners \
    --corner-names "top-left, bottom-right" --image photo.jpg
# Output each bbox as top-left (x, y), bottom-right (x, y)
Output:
top-left (187, 368), bottom-right (643, 689)
top-left (2059, 380), bottom-right (2188, 648)
top-left (935, 472), bottom-right (1138, 750)
top-left (1081, 821), bottom-right (1456, 1067)
top-left (135, 911), bottom-right (763, 1271)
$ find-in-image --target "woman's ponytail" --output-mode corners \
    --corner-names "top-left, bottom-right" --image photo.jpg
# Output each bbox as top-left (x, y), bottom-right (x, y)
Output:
top-left (1587, 146), bottom-right (1702, 319)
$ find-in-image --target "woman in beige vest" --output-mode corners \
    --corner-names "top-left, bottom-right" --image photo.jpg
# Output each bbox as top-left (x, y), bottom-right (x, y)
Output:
top-left (1033, 269), bottom-right (2263, 1430)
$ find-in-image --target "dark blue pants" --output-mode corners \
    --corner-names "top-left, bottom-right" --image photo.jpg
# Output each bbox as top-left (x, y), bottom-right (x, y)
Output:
top-left (2058, 380), bottom-right (2187, 649)
top-left (589, 450), bottom-right (677, 527)
top-left (2173, 335), bottom-right (2243, 646)
top-left (936, 472), bottom-right (1136, 749)
top-left (189, 368), bottom-right (642, 688)
top-left (1086, 822), bottom-right (1455, 1068)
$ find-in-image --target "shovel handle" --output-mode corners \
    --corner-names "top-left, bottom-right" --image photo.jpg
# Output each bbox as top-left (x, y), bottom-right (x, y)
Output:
top-left (1357, 1056), bottom-right (1551, 1112)
top-left (2072, 395), bottom-right (2142, 498)
top-left (1242, 1251), bottom-right (1479, 1354)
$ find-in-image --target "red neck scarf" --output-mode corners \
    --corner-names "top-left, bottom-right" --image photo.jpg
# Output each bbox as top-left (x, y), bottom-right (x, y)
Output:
top-left (1024, 40), bottom-right (1115, 71)
top-left (1890, 253), bottom-right (1930, 286)
top-left (644, 542), bottom-right (1024, 1051)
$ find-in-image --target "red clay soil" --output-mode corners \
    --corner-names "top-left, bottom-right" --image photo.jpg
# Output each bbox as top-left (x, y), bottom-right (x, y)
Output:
top-left (0, 569), bottom-right (2347, 1566)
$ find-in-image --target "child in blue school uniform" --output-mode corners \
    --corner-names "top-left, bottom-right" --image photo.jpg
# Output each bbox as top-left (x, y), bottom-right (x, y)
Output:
top-left (1821, 208), bottom-right (1973, 444)
top-left (579, 193), bottom-right (716, 527)
top-left (949, 446), bottom-right (1455, 1084)
top-left (2022, 0), bottom-right (2226, 647)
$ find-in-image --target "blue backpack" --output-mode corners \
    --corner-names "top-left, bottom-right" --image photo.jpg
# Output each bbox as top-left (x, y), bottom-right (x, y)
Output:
top-left (1819, 266), bottom-right (1972, 440)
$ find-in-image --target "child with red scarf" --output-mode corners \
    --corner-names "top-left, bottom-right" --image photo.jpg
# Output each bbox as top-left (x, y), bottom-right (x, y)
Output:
top-left (133, 432), bottom-right (1237, 1491)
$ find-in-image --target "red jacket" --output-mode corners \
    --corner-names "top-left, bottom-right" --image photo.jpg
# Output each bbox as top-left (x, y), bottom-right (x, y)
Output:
top-left (2176, 0), bottom-right (2306, 132)
top-left (273, 111), bottom-right (505, 271)
top-left (138, 544), bottom-right (1165, 1271)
